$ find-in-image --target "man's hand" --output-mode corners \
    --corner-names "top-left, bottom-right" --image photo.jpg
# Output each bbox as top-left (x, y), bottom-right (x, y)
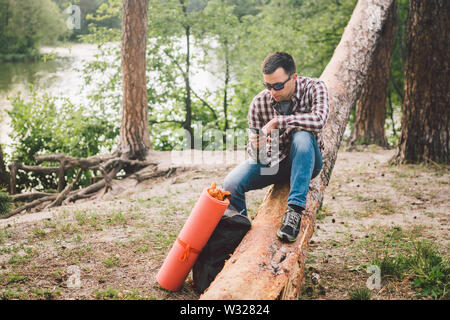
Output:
top-left (262, 117), bottom-right (279, 136)
top-left (250, 133), bottom-right (267, 149)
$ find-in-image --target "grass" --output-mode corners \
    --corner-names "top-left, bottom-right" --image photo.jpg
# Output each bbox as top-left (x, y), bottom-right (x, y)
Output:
top-left (94, 287), bottom-right (119, 300)
top-left (105, 211), bottom-right (127, 226)
top-left (317, 204), bottom-right (331, 221)
top-left (408, 241), bottom-right (449, 299)
top-left (32, 227), bottom-right (47, 239)
top-left (4, 272), bottom-right (29, 285)
top-left (0, 227), bottom-right (12, 245)
top-left (8, 245), bottom-right (35, 265)
top-left (32, 287), bottom-right (59, 300)
top-left (348, 287), bottom-right (372, 300)
top-left (348, 223), bottom-right (449, 299)
top-left (352, 194), bottom-right (398, 217)
top-left (368, 237), bottom-right (449, 299)
top-left (102, 255), bottom-right (121, 268)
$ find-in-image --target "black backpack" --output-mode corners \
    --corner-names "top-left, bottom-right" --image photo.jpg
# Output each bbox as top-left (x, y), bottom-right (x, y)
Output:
top-left (192, 205), bottom-right (251, 294)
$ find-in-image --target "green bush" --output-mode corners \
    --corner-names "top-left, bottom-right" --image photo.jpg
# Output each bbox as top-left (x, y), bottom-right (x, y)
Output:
top-left (0, 191), bottom-right (12, 215)
top-left (0, 0), bottom-right (68, 59)
top-left (7, 88), bottom-right (119, 192)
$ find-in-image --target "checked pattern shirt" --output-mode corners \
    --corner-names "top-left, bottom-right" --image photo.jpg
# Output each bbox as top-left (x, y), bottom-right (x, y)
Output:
top-left (247, 76), bottom-right (330, 167)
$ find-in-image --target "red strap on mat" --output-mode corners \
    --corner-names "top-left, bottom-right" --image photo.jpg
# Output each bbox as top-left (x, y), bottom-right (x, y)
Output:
top-left (177, 238), bottom-right (201, 262)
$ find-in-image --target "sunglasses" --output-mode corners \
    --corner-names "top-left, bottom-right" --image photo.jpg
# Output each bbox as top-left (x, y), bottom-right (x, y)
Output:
top-left (263, 74), bottom-right (292, 91)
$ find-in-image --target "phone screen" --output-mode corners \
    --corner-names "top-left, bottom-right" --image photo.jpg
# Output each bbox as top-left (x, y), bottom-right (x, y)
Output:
top-left (249, 127), bottom-right (266, 136)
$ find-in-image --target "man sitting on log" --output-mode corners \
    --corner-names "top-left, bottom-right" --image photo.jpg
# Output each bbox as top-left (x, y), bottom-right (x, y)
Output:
top-left (223, 52), bottom-right (329, 243)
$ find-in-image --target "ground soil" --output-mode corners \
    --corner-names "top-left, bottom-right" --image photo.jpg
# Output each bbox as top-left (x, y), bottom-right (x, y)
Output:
top-left (0, 146), bottom-right (448, 300)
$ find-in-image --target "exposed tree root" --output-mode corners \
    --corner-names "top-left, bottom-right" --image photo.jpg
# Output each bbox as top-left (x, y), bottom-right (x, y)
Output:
top-left (3, 152), bottom-right (162, 219)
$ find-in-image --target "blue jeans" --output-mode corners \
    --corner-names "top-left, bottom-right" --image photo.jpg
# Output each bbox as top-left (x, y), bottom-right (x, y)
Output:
top-left (223, 130), bottom-right (322, 216)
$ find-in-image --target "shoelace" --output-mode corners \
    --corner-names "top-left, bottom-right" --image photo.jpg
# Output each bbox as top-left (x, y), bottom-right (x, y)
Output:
top-left (284, 207), bottom-right (301, 229)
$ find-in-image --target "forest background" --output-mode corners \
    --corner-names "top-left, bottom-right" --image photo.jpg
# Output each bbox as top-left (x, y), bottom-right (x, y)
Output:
top-left (0, 0), bottom-right (409, 192)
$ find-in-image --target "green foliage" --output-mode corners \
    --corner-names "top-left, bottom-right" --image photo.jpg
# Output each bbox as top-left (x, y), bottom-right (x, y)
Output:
top-left (409, 241), bottom-right (449, 300)
top-left (52, 0), bottom-right (121, 41)
top-left (0, 0), bottom-right (68, 59)
top-left (372, 253), bottom-right (410, 280)
top-left (373, 240), bottom-right (449, 300)
top-left (0, 191), bottom-right (11, 215)
top-left (3, 0), bottom-right (411, 191)
top-left (7, 86), bottom-right (118, 191)
top-left (77, 0), bottom-right (360, 152)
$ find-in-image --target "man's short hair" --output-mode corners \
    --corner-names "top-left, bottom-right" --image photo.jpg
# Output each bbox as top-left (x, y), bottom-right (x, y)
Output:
top-left (261, 52), bottom-right (296, 75)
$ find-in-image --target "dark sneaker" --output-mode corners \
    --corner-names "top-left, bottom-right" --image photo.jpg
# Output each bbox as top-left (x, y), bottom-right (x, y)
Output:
top-left (277, 205), bottom-right (303, 243)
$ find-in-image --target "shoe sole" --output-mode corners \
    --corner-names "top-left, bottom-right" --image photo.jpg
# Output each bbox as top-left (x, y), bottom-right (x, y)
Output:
top-left (277, 229), bottom-right (298, 243)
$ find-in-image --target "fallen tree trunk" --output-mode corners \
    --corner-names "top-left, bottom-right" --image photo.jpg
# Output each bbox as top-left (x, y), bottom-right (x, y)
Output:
top-left (200, 0), bottom-right (396, 300)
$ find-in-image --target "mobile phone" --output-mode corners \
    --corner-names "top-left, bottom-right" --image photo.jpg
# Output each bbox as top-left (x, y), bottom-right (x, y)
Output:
top-left (249, 127), bottom-right (267, 136)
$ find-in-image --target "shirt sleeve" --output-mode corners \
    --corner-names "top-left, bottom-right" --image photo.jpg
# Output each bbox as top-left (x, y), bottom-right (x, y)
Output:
top-left (277, 79), bottom-right (330, 132)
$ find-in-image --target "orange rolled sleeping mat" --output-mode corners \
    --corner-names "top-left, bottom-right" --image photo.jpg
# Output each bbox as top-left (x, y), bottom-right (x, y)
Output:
top-left (156, 182), bottom-right (231, 291)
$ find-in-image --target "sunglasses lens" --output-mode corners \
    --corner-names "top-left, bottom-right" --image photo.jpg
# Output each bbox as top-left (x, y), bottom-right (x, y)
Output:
top-left (273, 84), bottom-right (283, 90)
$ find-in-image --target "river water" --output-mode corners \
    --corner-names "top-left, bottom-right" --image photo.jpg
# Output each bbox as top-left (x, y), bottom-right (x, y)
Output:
top-left (0, 42), bottom-right (222, 156)
top-left (0, 43), bottom-right (104, 154)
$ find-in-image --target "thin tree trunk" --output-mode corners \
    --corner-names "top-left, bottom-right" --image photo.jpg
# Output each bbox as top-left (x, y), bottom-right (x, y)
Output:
top-left (350, 0), bottom-right (397, 147)
top-left (0, 145), bottom-right (8, 190)
top-left (392, 0), bottom-right (449, 164)
top-left (201, 0), bottom-right (397, 300)
top-left (387, 87), bottom-right (397, 137)
top-left (179, 0), bottom-right (194, 149)
top-left (184, 24), bottom-right (194, 149)
top-left (118, 0), bottom-right (151, 160)
top-left (223, 41), bottom-right (230, 132)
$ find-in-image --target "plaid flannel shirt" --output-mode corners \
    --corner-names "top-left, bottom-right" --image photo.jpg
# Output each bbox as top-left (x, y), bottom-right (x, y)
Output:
top-left (247, 76), bottom-right (330, 167)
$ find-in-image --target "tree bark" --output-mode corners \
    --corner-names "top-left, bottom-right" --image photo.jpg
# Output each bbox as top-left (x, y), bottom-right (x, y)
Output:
top-left (179, 0), bottom-right (194, 149)
top-left (350, 0), bottom-right (397, 147)
top-left (223, 40), bottom-right (230, 132)
top-left (392, 0), bottom-right (449, 164)
top-left (200, 0), bottom-right (396, 300)
top-left (118, 0), bottom-right (152, 160)
top-left (184, 24), bottom-right (194, 149)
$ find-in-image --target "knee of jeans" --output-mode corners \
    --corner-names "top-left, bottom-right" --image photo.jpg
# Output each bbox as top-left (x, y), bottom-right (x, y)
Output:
top-left (223, 174), bottom-right (243, 194)
top-left (291, 130), bottom-right (313, 153)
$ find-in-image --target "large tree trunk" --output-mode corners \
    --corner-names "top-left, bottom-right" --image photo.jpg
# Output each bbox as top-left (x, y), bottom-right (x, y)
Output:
top-left (118, 0), bottom-right (152, 160)
top-left (200, 0), bottom-right (396, 300)
top-left (350, 0), bottom-right (397, 147)
top-left (392, 0), bottom-right (449, 164)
